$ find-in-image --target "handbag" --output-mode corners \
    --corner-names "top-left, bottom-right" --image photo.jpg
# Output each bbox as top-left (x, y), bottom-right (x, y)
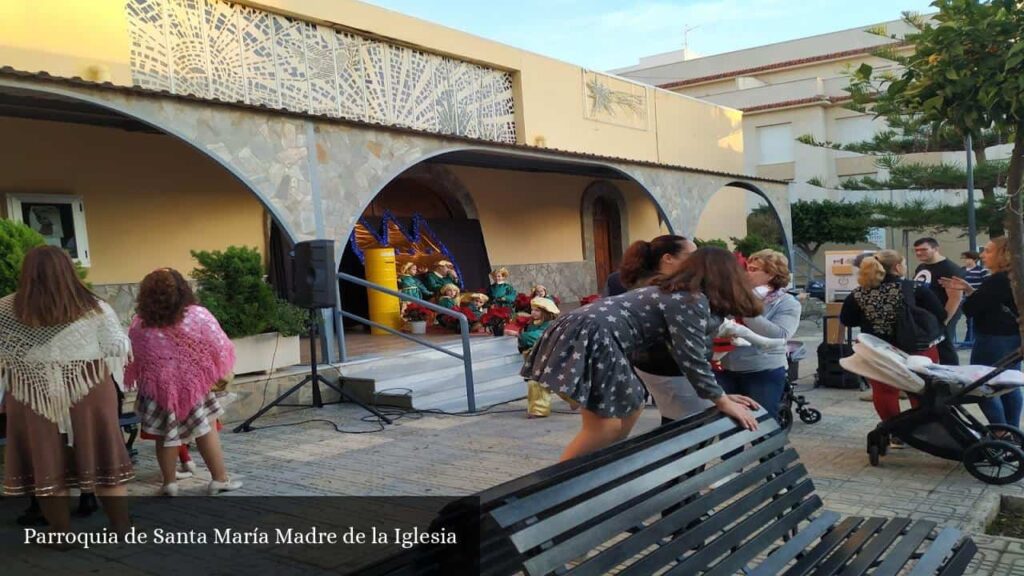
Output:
top-left (894, 281), bottom-right (943, 353)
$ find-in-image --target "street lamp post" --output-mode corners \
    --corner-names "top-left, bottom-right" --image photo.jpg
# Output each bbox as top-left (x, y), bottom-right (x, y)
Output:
top-left (966, 134), bottom-right (977, 252)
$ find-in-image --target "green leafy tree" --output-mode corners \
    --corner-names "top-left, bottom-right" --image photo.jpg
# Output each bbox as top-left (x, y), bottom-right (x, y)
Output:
top-left (848, 0), bottom-right (1024, 341)
top-left (730, 233), bottom-right (783, 257)
top-left (746, 206), bottom-right (786, 247)
top-left (694, 238), bottom-right (729, 250)
top-left (191, 246), bottom-right (307, 338)
top-left (790, 200), bottom-right (875, 260)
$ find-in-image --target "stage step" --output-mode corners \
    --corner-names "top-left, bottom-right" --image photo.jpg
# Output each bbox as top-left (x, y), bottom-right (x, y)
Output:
top-left (339, 336), bottom-right (528, 412)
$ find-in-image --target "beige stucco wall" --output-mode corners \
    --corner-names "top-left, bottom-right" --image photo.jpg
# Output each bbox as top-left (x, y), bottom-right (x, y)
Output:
top-left (695, 186), bottom-right (749, 246)
top-left (446, 166), bottom-right (665, 265)
top-left (0, 116), bottom-right (265, 284)
top-left (0, 0), bottom-right (746, 175)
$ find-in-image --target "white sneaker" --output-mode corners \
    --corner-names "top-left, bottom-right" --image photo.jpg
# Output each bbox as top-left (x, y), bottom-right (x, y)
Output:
top-left (175, 469), bottom-right (194, 480)
top-left (860, 390), bottom-right (874, 402)
top-left (181, 460), bottom-right (197, 474)
top-left (160, 483), bottom-right (179, 497)
top-left (208, 477), bottom-right (243, 495)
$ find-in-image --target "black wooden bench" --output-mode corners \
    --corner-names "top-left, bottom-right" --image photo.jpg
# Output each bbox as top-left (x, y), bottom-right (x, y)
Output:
top-left (366, 408), bottom-right (976, 575)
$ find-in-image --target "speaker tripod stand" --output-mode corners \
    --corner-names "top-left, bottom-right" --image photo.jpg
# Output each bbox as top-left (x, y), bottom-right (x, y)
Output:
top-left (234, 309), bottom-right (393, 433)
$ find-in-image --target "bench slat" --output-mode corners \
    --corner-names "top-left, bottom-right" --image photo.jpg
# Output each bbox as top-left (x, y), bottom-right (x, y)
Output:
top-left (616, 467), bottom-right (813, 576)
top-left (839, 517), bottom-right (913, 576)
top-left (703, 497), bottom-right (824, 576)
top-left (476, 409), bottom-right (723, 506)
top-left (781, 517), bottom-right (864, 576)
top-left (508, 424), bottom-right (785, 552)
top-left (528, 440), bottom-right (797, 576)
top-left (809, 517), bottom-right (886, 576)
top-left (872, 520), bottom-right (937, 576)
top-left (906, 528), bottom-right (964, 576)
top-left (748, 511), bottom-right (842, 576)
top-left (493, 414), bottom-right (778, 528)
top-left (937, 538), bottom-right (977, 576)
top-left (666, 485), bottom-right (819, 576)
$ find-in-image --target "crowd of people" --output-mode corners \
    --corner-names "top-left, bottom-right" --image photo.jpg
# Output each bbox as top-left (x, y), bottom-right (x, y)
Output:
top-left (2, 234), bottom-right (1021, 532)
top-left (0, 247), bottom-right (241, 531)
top-left (522, 235), bottom-right (799, 460)
top-left (841, 237), bottom-right (1021, 447)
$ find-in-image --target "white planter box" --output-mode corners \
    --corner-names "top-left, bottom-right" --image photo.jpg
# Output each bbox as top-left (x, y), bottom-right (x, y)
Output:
top-left (231, 332), bottom-right (301, 375)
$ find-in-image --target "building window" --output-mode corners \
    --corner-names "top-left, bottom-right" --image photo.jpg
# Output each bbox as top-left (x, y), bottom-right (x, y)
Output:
top-left (5, 194), bottom-right (91, 267)
top-left (834, 115), bottom-right (877, 158)
top-left (757, 123), bottom-right (793, 165)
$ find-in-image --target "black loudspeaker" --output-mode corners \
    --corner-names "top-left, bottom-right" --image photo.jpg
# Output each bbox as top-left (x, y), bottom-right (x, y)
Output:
top-left (291, 240), bottom-right (337, 309)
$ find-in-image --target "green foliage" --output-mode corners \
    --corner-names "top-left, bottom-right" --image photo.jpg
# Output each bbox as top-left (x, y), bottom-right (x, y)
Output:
top-left (790, 200), bottom-right (874, 257)
top-left (0, 219), bottom-right (46, 296)
top-left (694, 238), bottom-right (729, 250)
top-left (729, 233), bottom-right (783, 257)
top-left (806, 176), bottom-right (826, 188)
top-left (190, 246), bottom-right (308, 338)
top-left (746, 206), bottom-right (786, 246)
top-left (839, 158), bottom-right (1009, 191)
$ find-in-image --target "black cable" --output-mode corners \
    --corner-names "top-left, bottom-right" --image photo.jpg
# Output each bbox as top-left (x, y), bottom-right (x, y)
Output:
top-left (238, 392), bottom-right (582, 434)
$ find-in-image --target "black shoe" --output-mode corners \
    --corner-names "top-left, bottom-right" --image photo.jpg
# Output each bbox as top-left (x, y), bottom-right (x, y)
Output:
top-left (16, 498), bottom-right (46, 527)
top-left (75, 492), bottom-right (99, 517)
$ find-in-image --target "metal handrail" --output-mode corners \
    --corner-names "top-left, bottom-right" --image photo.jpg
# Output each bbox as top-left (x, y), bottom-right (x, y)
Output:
top-left (337, 272), bottom-right (476, 412)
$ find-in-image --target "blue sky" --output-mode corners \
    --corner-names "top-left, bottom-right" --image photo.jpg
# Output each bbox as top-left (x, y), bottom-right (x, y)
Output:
top-left (361, 0), bottom-right (936, 71)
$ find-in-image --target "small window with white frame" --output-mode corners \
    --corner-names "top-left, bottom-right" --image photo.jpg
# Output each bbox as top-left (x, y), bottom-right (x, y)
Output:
top-left (5, 194), bottom-right (91, 267)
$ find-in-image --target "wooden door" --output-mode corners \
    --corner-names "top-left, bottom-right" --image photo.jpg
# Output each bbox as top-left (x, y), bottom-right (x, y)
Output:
top-left (593, 197), bottom-right (622, 289)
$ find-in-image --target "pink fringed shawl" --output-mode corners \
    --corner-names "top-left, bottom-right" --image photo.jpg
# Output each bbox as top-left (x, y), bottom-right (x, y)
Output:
top-left (125, 305), bottom-right (235, 418)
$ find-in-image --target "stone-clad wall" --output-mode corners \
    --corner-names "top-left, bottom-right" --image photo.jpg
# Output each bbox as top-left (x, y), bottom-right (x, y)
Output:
top-left (495, 262), bottom-right (597, 309)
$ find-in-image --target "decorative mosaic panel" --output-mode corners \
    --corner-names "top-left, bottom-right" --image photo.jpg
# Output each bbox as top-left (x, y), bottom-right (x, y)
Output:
top-left (125, 0), bottom-right (517, 143)
top-left (583, 70), bottom-right (649, 130)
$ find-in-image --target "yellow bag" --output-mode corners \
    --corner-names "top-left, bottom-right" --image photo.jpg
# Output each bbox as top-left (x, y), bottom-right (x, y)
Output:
top-left (527, 380), bottom-right (551, 417)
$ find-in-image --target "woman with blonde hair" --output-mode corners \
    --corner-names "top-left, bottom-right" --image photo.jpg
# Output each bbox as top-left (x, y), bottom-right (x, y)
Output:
top-left (0, 246), bottom-right (132, 531)
top-left (940, 237), bottom-right (1022, 427)
top-left (718, 249), bottom-right (801, 424)
top-left (841, 250), bottom-right (945, 439)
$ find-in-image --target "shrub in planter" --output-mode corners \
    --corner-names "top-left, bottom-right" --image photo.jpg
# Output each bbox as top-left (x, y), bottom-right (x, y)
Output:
top-left (190, 246), bottom-right (307, 338)
top-left (0, 219), bottom-right (89, 297)
top-left (402, 303), bottom-right (433, 323)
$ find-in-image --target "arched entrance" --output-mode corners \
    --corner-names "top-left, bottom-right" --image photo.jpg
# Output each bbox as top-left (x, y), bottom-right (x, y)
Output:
top-left (592, 196), bottom-right (623, 289)
top-left (0, 85), bottom-right (297, 318)
top-left (695, 181), bottom-right (791, 270)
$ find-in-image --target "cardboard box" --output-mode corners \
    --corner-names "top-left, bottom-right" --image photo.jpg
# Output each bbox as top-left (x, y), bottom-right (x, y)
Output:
top-left (824, 302), bottom-right (847, 344)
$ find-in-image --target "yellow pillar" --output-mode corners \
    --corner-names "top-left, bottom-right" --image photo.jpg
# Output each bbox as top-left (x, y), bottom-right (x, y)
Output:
top-left (364, 248), bottom-right (402, 335)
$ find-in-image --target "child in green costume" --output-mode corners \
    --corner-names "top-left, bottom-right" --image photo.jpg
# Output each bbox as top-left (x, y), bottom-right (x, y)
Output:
top-left (520, 297), bottom-right (561, 417)
top-left (488, 267), bottom-right (517, 310)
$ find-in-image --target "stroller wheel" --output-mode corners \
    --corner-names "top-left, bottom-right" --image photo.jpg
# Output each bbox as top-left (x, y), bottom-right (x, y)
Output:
top-left (867, 430), bottom-right (883, 465)
top-left (799, 408), bottom-right (822, 424)
top-left (963, 440), bottom-right (1024, 485)
top-left (778, 407), bottom-right (793, 431)
top-left (985, 424), bottom-right (1024, 449)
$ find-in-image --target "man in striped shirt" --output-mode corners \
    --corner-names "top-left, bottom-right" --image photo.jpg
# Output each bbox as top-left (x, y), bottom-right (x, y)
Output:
top-left (960, 250), bottom-right (990, 347)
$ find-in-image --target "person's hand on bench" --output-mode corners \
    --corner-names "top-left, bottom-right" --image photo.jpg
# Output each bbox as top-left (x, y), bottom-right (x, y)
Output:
top-left (714, 394), bottom-right (760, 430)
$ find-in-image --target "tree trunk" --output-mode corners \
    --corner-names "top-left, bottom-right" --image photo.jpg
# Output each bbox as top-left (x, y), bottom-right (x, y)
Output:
top-left (1004, 128), bottom-right (1024, 351)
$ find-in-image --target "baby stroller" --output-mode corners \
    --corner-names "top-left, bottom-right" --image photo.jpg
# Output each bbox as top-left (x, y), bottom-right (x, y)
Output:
top-left (778, 340), bottom-right (821, 430)
top-left (841, 334), bottom-right (1024, 485)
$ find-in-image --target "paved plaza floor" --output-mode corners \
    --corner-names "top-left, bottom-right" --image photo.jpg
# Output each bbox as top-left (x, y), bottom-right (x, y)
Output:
top-left (8, 320), bottom-right (1024, 574)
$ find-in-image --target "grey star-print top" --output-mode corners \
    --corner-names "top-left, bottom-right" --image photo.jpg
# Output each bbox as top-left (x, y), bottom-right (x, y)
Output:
top-left (578, 285), bottom-right (724, 400)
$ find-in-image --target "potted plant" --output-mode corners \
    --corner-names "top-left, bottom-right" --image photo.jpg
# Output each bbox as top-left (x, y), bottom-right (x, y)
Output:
top-left (480, 306), bottom-right (512, 337)
top-left (402, 303), bottom-right (433, 334)
top-left (191, 246), bottom-right (307, 374)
